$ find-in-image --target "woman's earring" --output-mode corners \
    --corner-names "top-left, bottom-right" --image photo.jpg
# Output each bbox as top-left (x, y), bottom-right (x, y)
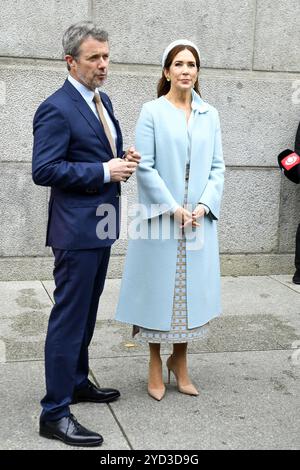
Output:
top-left (167, 77), bottom-right (171, 82)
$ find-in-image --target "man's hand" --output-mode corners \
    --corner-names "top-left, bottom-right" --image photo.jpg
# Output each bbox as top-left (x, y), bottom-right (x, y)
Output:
top-left (174, 207), bottom-right (200, 229)
top-left (107, 158), bottom-right (137, 182)
top-left (124, 146), bottom-right (141, 164)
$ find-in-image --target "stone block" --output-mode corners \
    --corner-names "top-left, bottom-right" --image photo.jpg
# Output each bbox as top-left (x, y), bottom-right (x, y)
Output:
top-left (0, 61), bottom-right (66, 162)
top-left (95, 0), bottom-right (255, 69)
top-left (219, 168), bottom-right (281, 253)
top-left (278, 176), bottom-right (300, 253)
top-left (0, 256), bottom-right (53, 281)
top-left (201, 74), bottom-right (300, 167)
top-left (0, 163), bottom-right (48, 257)
top-left (0, 0), bottom-right (90, 59)
top-left (0, 255), bottom-right (125, 281)
top-left (254, 0), bottom-right (300, 72)
top-left (220, 254), bottom-right (294, 276)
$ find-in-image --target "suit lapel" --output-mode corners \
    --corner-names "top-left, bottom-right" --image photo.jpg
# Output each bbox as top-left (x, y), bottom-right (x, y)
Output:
top-left (62, 80), bottom-right (113, 158)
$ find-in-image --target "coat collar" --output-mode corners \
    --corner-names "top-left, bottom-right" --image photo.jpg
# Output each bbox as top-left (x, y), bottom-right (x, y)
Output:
top-left (191, 89), bottom-right (209, 114)
top-left (161, 89), bottom-right (210, 114)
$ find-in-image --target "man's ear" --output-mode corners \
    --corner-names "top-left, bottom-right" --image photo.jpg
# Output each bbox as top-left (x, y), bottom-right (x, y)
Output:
top-left (65, 55), bottom-right (76, 68)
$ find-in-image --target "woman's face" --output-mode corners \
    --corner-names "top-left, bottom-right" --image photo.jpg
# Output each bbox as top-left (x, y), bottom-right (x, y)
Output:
top-left (165, 49), bottom-right (198, 93)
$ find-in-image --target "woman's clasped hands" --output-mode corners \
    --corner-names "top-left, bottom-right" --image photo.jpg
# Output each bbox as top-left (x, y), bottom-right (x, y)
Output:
top-left (174, 204), bottom-right (206, 228)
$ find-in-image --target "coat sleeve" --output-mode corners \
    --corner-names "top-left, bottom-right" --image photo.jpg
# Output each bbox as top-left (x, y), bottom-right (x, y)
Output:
top-left (135, 104), bottom-right (179, 219)
top-left (295, 122), bottom-right (300, 155)
top-left (198, 110), bottom-right (225, 220)
top-left (32, 101), bottom-right (104, 191)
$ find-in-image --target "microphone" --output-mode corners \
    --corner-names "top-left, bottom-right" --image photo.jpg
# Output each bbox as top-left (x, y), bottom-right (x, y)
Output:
top-left (277, 149), bottom-right (300, 184)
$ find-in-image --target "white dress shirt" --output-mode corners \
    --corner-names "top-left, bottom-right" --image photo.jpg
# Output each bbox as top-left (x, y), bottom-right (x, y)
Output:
top-left (67, 75), bottom-right (116, 183)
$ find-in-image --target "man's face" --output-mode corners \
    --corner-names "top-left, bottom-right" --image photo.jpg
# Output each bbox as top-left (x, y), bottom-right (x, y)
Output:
top-left (67, 37), bottom-right (110, 90)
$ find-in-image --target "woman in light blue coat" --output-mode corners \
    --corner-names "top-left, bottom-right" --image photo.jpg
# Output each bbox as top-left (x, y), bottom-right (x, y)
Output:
top-left (116, 40), bottom-right (225, 401)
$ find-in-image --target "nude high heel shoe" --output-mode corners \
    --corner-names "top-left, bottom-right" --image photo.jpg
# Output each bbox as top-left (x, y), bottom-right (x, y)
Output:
top-left (147, 385), bottom-right (166, 401)
top-left (148, 361), bottom-right (166, 401)
top-left (166, 356), bottom-right (199, 396)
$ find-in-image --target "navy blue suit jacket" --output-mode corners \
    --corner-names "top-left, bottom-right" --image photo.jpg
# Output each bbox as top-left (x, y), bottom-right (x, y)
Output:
top-left (32, 79), bottom-right (123, 249)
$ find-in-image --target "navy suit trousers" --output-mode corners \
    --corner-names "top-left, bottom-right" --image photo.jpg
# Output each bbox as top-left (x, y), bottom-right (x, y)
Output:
top-left (41, 246), bottom-right (111, 421)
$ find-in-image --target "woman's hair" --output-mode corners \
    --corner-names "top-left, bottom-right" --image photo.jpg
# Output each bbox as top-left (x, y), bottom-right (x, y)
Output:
top-left (157, 45), bottom-right (201, 98)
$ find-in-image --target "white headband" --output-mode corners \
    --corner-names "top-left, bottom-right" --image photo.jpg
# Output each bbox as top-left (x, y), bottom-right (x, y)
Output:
top-left (161, 39), bottom-right (200, 68)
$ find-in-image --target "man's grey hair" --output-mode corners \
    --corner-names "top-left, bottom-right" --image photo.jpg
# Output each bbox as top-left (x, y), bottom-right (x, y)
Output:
top-left (62, 21), bottom-right (108, 70)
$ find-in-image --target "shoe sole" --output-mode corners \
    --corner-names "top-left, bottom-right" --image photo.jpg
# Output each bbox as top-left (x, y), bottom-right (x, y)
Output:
top-left (71, 394), bottom-right (120, 405)
top-left (39, 430), bottom-right (103, 447)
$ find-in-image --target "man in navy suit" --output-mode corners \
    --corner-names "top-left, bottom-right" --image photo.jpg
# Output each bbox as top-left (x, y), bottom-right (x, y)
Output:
top-left (32, 22), bottom-right (140, 447)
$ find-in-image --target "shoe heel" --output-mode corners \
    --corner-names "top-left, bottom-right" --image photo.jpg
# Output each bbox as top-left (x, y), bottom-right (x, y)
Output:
top-left (39, 429), bottom-right (54, 440)
top-left (166, 356), bottom-right (173, 384)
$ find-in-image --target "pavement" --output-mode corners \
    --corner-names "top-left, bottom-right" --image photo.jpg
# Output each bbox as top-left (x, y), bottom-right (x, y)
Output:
top-left (0, 275), bottom-right (299, 450)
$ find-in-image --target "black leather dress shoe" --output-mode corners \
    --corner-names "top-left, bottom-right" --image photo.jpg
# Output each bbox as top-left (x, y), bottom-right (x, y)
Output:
top-left (72, 380), bottom-right (120, 404)
top-left (292, 269), bottom-right (300, 284)
top-left (39, 414), bottom-right (103, 447)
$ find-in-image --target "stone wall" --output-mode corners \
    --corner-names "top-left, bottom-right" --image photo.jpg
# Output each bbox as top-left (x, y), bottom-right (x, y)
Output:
top-left (0, 0), bottom-right (299, 280)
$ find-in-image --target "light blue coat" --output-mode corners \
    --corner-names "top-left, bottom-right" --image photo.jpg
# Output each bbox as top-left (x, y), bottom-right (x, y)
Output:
top-left (115, 90), bottom-right (225, 330)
